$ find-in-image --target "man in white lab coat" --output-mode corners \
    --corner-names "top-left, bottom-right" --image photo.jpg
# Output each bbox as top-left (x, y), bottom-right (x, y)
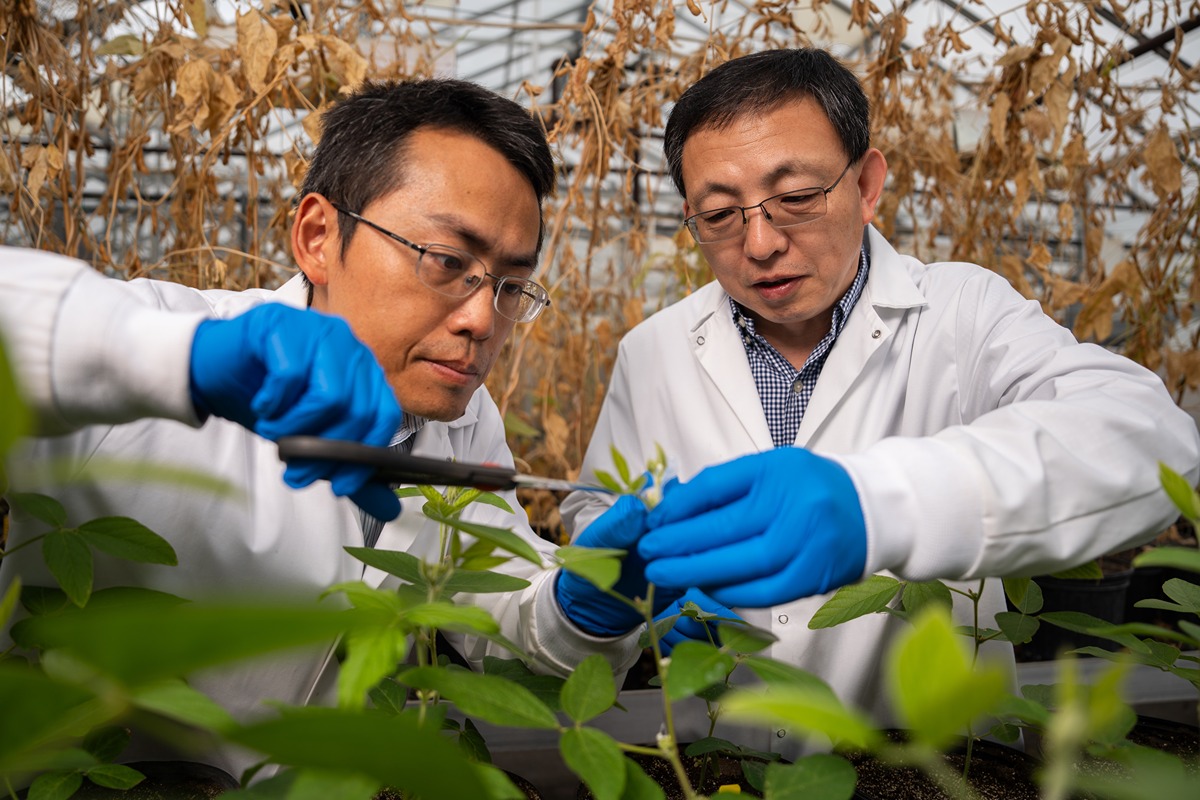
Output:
top-left (0, 78), bottom-right (647, 777)
top-left (560, 48), bottom-right (1200, 754)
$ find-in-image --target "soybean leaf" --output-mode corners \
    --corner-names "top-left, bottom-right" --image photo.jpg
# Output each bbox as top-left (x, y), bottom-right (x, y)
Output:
top-left (619, 756), bottom-right (666, 800)
top-left (394, 487), bottom-right (424, 499)
top-left (1003, 577), bottom-right (1043, 614)
top-left (475, 763), bottom-right (527, 800)
top-left (367, 678), bottom-right (407, 716)
top-left (77, 517), bottom-right (177, 565)
top-left (640, 613), bottom-right (679, 649)
top-left (0, 577), bottom-right (20, 629)
top-left (718, 620), bottom-right (776, 654)
top-left (462, 490), bottom-right (513, 514)
top-left (763, 755), bottom-right (857, 800)
top-left (0, 336), bottom-right (30, 460)
top-left (556, 545), bottom-right (625, 592)
top-left (455, 718), bottom-right (491, 764)
top-left (900, 580), bottom-right (953, 619)
top-left (742, 656), bottom-right (837, 699)
top-left (561, 728), bottom-right (625, 800)
top-left (808, 575), bottom-right (900, 629)
top-left (591, 469), bottom-right (625, 494)
top-left (1039, 611), bottom-right (1150, 653)
top-left (1134, 546), bottom-right (1200, 574)
top-left (82, 727), bottom-right (130, 763)
top-left (442, 569), bottom-right (530, 594)
top-left (229, 707), bottom-right (487, 798)
top-left (994, 610), bottom-right (1040, 645)
top-left (131, 680), bottom-right (236, 733)
top-left (664, 640), bottom-right (735, 701)
top-left (338, 627), bottom-right (408, 710)
top-left (404, 601), bottom-right (500, 636)
top-left (344, 547), bottom-right (425, 586)
top-left (1159, 462), bottom-right (1200, 520)
top-left (399, 667), bottom-right (559, 729)
top-left (322, 581), bottom-right (405, 613)
top-left (1049, 561), bottom-right (1103, 580)
top-left (8, 492), bottom-right (67, 528)
top-left (12, 603), bottom-right (370, 687)
top-left (27, 771), bottom-right (83, 800)
top-left (424, 512), bottom-right (544, 567)
top-left (482, 657), bottom-right (565, 711)
top-left (722, 685), bottom-right (879, 751)
top-left (610, 446), bottom-right (633, 486)
top-left (284, 769), bottom-right (378, 800)
top-left (42, 530), bottom-right (92, 607)
top-left (560, 654), bottom-right (616, 724)
top-left (84, 763), bottom-right (144, 790)
top-left (0, 663), bottom-right (100, 776)
top-left (888, 607), bottom-right (1007, 750)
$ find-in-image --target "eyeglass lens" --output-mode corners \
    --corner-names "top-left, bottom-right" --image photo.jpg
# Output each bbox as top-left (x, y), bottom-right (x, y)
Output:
top-left (418, 245), bottom-right (547, 322)
top-left (690, 188), bottom-right (829, 242)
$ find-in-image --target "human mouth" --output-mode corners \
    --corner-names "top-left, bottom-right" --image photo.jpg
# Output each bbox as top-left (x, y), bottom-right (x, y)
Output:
top-left (425, 358), bottom-right (480, 386)
top-left (752, 275), bottom-right (802, 300)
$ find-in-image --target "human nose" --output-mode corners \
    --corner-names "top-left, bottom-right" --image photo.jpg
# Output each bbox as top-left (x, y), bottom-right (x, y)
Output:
top-left (742, 203), bottom-right (787, 260)
top-left (449, 279), bottom-right (498, 339)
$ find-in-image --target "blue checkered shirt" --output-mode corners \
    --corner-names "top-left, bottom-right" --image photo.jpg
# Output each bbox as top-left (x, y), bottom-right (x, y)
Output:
top-left (732, 246), bottom-right (870, 448)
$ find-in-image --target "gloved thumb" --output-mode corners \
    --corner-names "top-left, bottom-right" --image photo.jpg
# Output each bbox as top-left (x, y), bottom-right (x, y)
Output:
top-left (348, 481), bottom-right (402, 522)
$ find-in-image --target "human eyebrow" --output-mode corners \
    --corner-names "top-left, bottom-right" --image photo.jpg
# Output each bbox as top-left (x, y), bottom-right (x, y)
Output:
top-left (427, 212), bottom-right (537, 272)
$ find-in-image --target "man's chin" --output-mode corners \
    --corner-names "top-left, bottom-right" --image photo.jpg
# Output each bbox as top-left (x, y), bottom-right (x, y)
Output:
top-left (394, 389), bottom-right (473, 423)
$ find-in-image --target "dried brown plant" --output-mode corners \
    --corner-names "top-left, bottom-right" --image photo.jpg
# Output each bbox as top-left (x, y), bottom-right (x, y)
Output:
top-left (3, 1), bottom-right (1196, 535)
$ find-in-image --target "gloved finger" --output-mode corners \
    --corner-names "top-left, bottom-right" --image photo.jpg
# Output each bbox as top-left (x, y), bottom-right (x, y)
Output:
top-left (647, 460), bottom-right (757, 527)
top-left (347, 480), bottom-right (401, 522)
top-left (283, 457), bottom-right (333, 488)
top-left (579, 493), bottom-right (649, 549)
top-left (643, 534), bottom-right (783, 591)
top-left (328, 463), bottom-right (378, 500)
top-left (639, 497), bottom-right (763, 560)
top-left (252, 327), bottom-right (319, 423)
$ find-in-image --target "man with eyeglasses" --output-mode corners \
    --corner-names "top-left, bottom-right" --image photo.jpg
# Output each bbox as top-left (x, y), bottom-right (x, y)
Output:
top-left (0, 78), bottom-right (646, 776)
top-left (560, 47), bottom-right (1199, 753)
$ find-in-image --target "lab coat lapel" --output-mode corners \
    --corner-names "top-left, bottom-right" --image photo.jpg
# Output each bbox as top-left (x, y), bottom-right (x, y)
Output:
top-left (691, 290), bottom-right (774, 449)
top-left (796, 228), bottom-right (927, 445)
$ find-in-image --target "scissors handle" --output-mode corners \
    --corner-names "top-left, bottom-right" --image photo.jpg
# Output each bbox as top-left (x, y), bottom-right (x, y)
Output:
top-left (276, 436), bottom-right (520, 491)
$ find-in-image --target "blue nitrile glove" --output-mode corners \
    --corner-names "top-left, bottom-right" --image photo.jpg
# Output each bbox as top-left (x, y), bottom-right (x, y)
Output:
top-left (640, 447), bottom-right (867, 608)
top-left (556, 494), bottom-right (685, 636)
top-left (190, 303), bottom-right (403, 521)
top-left (656, 588), bottom-right (742, 655)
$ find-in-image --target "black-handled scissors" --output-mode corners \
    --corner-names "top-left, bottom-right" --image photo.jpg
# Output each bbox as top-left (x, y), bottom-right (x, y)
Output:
top-left (276, 436), bottom-right (614, 494)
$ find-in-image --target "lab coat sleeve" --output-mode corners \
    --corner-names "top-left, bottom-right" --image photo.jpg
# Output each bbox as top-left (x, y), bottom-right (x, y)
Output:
top-left (840, 268), bottom-right (1200, 582)
top-left (446, 392), bottom-right (643, 677)
top-left (0, 247), bottom-right (205, 434)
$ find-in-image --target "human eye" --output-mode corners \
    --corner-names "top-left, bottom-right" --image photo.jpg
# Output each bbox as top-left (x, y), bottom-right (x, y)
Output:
top-left (699, 207), bottom-right (737, 224)
top-left (425, 246), bottom-right (469, 273)
top-left (776, 188), bottom-right (822, 209)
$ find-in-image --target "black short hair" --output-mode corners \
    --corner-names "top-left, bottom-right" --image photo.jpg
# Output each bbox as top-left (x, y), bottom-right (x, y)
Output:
top-left (663, 48), bottom-right (871, 197)
top-left (299, 78), bottom-right (555, 258)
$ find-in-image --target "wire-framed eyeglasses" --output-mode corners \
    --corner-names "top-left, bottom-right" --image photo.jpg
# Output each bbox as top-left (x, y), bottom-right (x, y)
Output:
top-left (331, 204), bottom-right (551, 323)
top-left (683, 160), bottom-right (855, 244)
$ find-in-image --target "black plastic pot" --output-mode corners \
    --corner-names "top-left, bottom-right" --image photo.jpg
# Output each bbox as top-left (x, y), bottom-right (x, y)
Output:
top-left (1013, 570), bottom-right (1133, 662)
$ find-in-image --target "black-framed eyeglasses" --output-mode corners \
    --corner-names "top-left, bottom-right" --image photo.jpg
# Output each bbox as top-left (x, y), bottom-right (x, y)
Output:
top-left (331, 204), bottom-right (551, 323)
top-left (683, 160), bottom-right (855, 244)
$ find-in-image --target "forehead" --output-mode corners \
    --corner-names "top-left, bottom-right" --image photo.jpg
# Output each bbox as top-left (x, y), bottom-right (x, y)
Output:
top-left (369, 128), bottom-right (541, 259)
top-left (681, 99), bottom-right (841, 199)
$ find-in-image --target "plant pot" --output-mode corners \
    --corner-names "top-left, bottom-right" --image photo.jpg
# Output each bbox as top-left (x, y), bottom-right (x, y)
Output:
top-left (1013, 570), bottom-right (1133, 662)
top-left (575, 750), bottom-right (770, 799)
top-left (841, 730), bottom-right (1042, 800)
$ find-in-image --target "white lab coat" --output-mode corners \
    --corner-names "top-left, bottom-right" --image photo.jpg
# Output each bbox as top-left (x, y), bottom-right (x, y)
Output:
top-left (0, 247), bottom-right (640, 777)
top-left (561, 226), bottom-right (1200, 757)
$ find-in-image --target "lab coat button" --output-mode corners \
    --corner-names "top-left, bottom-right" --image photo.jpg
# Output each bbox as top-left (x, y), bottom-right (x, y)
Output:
top-left (696, 335), bottom-right (705, 345)
top-left (776, 729), bottom-right (787, 738)
top-left (777, 614), bottom-right (789, 624)
top-left (871, 329), bottom-right (882, 339)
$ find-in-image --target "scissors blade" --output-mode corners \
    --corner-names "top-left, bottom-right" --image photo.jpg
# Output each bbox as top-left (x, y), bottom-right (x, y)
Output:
top-left (509, 474), bottom-right (616, 494)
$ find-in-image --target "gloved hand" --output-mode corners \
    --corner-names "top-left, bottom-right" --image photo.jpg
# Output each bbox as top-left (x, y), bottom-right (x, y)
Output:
top-left (190, 303), bottom-right (402, 520)
top-left (655, 588), bottom-right (742, 654)
top-left (641, 448), bottom-right (867, 608)
top-left (556, 494), bottom-right (684, 636)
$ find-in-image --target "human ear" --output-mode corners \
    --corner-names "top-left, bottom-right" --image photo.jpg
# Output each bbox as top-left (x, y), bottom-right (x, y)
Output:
top-left (856, 148), bottom-right (888, 225)
top-left (291, 194), bottom-right (340, 288)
